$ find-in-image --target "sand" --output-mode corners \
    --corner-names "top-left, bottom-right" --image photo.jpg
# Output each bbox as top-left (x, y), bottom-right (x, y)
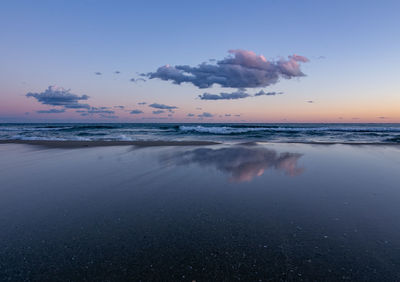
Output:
top-left (0, 142), bottom-right (400, 280)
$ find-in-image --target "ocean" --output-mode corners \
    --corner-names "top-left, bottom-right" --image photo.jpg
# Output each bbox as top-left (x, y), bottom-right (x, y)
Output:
top-left (1, 123), bottom-right (400, 144)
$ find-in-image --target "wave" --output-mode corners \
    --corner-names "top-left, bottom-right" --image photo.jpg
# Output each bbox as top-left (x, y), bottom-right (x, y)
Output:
top-left (9, 135), bottom-right (68, 141)
top-left (1, 123), bottom-right (400, 144)
top-left (179, 126), bottom-right (272, 134)
top-left (0, 127), bottom-right (69, 131)
top-left (179, 125), bottom-right (400, 135)
top-left (60, 125), bottom-right (118, 131)
top-left (4, 134), bottom-right (135, 142)
top-left (385, 136), bottom-right (400, 143)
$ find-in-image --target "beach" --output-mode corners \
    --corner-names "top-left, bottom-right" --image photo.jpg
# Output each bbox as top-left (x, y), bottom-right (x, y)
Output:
top-left (3, 0), bottom-right (400, 280)
top-left (1, 142), bottom-right (400, 281)
top-left (0, 139), bottom-right (220, 148)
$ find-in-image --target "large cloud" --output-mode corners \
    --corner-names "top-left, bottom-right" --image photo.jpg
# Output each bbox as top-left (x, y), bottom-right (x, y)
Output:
top-left (161, 146), bottom-right (304, 182)
top-left (26, 86), bottom-right (90, 109)
top-left (146, 49), bottom-right (308, 89)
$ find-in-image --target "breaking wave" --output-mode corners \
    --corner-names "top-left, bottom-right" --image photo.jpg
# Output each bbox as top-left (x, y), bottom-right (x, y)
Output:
top-left (1, 123), bottom-right (400, 143)
top-left (178, 125), bottom-right (400, 135)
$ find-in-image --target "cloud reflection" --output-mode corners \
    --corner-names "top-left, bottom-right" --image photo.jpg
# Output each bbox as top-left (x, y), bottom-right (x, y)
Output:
top-left (163, 146), bottom-right (304, 182)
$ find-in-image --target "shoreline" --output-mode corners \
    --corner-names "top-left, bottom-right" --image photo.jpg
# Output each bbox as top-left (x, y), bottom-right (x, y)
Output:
top-left (0, 140), bottom-right (220, 148)
top-left (0, 139), bottom-right (399, 148)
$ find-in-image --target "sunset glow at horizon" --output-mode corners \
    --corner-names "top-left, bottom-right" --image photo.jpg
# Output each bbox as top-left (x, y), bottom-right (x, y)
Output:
top-left (1, 0), bottom-right (399, 123)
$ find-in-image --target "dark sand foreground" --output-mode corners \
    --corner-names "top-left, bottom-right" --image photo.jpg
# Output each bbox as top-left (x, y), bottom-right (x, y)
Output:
top-left (1, 142), bottom-right (400, 281)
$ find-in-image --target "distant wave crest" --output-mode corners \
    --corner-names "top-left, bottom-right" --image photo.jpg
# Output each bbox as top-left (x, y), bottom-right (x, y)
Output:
top-left (1, 124), bottom-right (400, 143)
top-left (178, 125), bottom-right (400, 135)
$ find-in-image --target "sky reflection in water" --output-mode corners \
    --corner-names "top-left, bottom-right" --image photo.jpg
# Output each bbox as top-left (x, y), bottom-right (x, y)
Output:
top-left (162, 146), bottom-right (304, 182)
top-left (1, 143), bottom-right (400, 280)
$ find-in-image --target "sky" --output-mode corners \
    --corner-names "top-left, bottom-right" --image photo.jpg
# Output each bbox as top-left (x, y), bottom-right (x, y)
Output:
top-left (1, 0), bottom-right (399, 123)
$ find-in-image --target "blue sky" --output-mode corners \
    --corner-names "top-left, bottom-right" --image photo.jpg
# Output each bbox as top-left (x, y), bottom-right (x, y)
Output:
top-left (1, 0), bottom-right (399, 122)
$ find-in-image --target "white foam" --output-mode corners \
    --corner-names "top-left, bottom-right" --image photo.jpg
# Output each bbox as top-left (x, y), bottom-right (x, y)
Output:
top-left (179, 126), bottom-right (271, 134)
top-left (0, 127), bottom-right (71, 131)
top-left (10, 135), bottom-right (67, 141)
top-left (179, 125), bottom-right (400, 134)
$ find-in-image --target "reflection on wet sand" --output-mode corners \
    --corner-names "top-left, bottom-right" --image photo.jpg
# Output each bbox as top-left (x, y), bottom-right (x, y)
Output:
top-left (163, 146), bottom-right (304, 182)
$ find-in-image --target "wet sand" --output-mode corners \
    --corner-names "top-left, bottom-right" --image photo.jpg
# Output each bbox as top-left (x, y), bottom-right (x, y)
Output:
top-left (0, 139), bottom-right (220, 148)
top-left (0, 143), bottom-right (400, 280)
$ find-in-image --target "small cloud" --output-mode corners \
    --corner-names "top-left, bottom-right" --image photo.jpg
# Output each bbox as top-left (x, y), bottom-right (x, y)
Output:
top-left (225, 114), bottom-right (231, 117)
top-left (142, 117), bottom-right (169, 120)
top-left (289, 54), bottom-right (309, 63)
top-left (100, 114), bottom-right (118, 119)
top-left (306, 100), bottom-right (314, 103)
top-left (234, 114), bottom-right (241, 117)
top-left (196, 107), bottom-right (202, 110)
top-left (149, 103), bottom-right (178, 110)
top-left (130, 110), bottom-right (143, 114)
top-left (138, 102), bottom-right (147, 105)
top-left (95, 72), bottom-right (102, 75)
top-left (26, 86), bottom-right (90, 109)
top-left (77, 107), bottom-right (116, 117)
top-left (36, 108), bottom-right (65, 114)
top-left (198, 112), bottom-right (213, 118)
top-left (114, 105), bottom-right (125, 109)
top-left (115, 71), bottom-right (121, 74)
top-left (254, 90), bottom-right (283, 96)
top-left (187, 113), bottom-right (195, 117)
top-left (377, 116), bottom-right (388, 119)
top-left (153, 110), bottom-right (165, 114)
top-left (199, 90), bottom-right (250, 100)
top-left (63, 104), bottom-right (90, 109)
top-left (130, 78), bottom-right (146, 83)
top-left (86, 108), bottom-right (115, 114)
top-left (199, 89), bottom-right (283, 100)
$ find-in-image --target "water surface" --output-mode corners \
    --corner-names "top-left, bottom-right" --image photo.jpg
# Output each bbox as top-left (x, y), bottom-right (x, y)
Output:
top-left (1, 123), bottom-right (400, 143)
top-left (0, 143), bottom-right (400, 280)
